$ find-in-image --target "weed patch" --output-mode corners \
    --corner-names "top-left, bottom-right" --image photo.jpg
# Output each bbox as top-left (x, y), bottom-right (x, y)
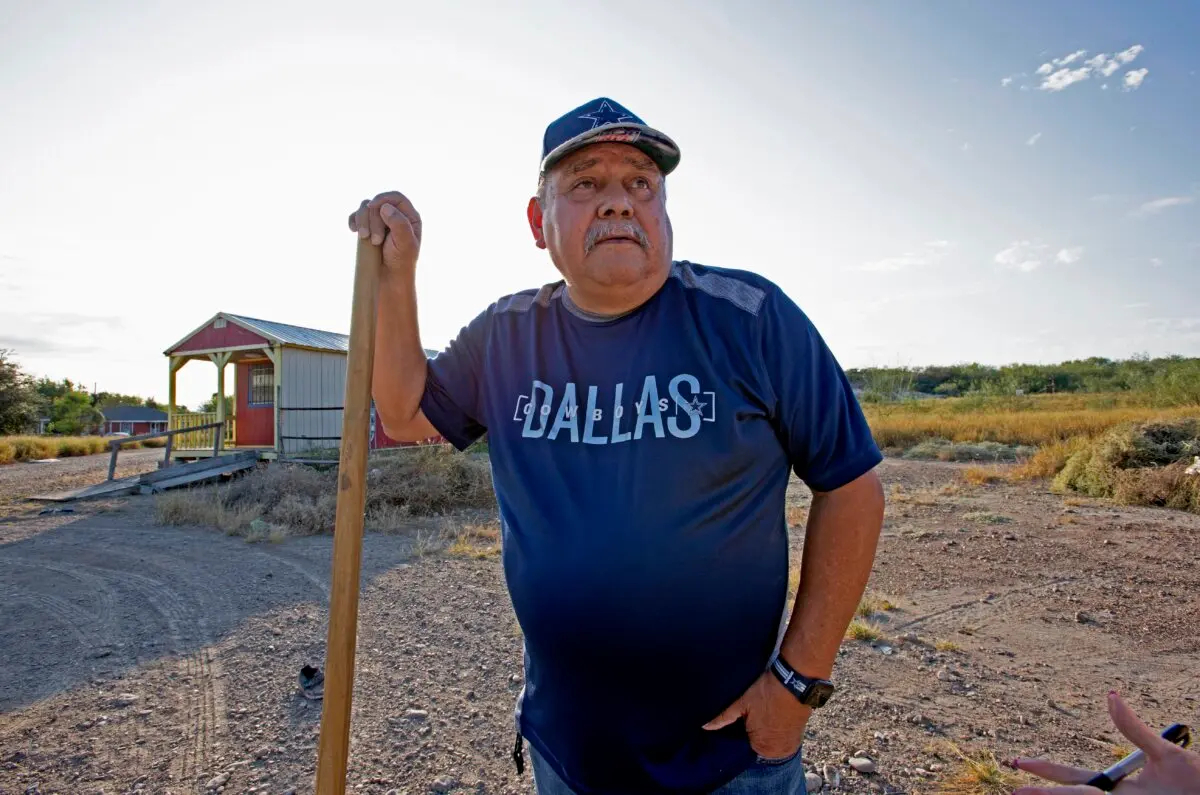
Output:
top-left (935, 743), bottom-right (1025, 795)
top-left (904, 439), bottom-right (1035, 462)
top-left (1054, 419), bottom-right (1200, 512)
top-left (846, 620), bottom-right (885, 642)
top-left (962, 512), bottom-right (1011, 524)
top-left (156, 446), bottom-right (497, 538)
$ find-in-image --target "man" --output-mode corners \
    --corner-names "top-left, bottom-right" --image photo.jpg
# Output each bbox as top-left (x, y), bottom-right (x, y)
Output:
top-left (349, 97), bottom-right (885, 794)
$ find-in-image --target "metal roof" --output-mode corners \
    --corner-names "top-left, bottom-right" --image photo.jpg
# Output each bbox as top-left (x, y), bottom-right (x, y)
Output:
top-left (227, 314), bottom-right (350, 352)
top-left (166, 311), bottom-right (441, 357)
top-left (102, 405), bottom-right (168, 422)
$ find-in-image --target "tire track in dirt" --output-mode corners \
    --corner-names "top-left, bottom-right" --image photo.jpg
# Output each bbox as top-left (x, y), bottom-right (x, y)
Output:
top-left (0, 555), bottom-right (119, 643)
top-left (174, 647), bottom-right (226, 787)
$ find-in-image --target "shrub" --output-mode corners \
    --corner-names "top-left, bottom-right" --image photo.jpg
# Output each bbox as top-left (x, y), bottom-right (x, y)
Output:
top-left (156, 445), bottom-right (496, 537)
top-left (1054, 419), bottom-right (1200, 512)
top-left (903, 439), bottom-right (1035, 462)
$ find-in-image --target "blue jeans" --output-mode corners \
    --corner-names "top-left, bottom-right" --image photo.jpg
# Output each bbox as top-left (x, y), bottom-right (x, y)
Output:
top-left (529, 743), bottom-right (808, 795)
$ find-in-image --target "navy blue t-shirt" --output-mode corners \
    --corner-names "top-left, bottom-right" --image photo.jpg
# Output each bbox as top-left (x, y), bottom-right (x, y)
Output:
top-left (419, 261), bottom-right (881, 794)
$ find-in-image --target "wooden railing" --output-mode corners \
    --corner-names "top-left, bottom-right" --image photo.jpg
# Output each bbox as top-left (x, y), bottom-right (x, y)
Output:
top-left (106, 421), bottom-right (226, 480)
top-left (171, 412), bottom-right (236, 449)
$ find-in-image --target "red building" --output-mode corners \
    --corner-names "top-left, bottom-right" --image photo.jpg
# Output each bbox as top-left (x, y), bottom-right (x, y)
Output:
top-left (163, 312), bottom-right (444, 460)
top-left (101, 405), bottom-right (169, 436)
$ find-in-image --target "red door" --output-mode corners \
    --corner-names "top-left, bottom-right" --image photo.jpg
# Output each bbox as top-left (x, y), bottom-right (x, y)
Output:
top-left (236, 359), bottom-right (275, 447)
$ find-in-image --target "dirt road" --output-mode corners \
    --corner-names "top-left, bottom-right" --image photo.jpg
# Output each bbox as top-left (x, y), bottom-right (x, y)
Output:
top-left (1, 458), bottom-right (1198, 794)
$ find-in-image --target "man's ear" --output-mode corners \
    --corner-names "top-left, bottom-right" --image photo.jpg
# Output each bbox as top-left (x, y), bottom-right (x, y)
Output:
top-left (527, 196), bottom-right (547, 249)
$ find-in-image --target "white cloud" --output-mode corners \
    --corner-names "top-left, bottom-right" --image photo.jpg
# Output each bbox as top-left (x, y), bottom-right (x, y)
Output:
top-left (1040, 66), bottom-right (1091, 92)
top-left (1115, 44), bottom-right (1144, 64)
top-left (960, 142), bottom-right (971, 152)
top-left (1134, 196), bottom-right (1194, 216)
top-left (1125, 302), bottom-right (1149, 309)
top-left (1055, 246), bottom-right (1084, 264)
top-left (994, 241), bottom-right (1048, 272)
top-left (1001, 76), bottom-right (1014, 87)
top-left (858, 240), bottom-right (954, 273)
top-left (1124, 68), bottom-right (1149, 90)
top-left (1023, 44), bottom-right (1142, 92)
top-left (1055, 49), bottom-right (1088, 67)
top-left (1026, 132), bottom-right (1042, 146)
top-left (1150, 258), bottom-right (1163, 267)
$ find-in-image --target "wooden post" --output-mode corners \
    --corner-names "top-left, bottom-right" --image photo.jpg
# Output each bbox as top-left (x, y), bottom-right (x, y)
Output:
top-left (107, 442), bottom-right (119, 481)
top-left (314, 236), bottom-right (381, 794)
top-left (163, 432), bottom-right (173, 468)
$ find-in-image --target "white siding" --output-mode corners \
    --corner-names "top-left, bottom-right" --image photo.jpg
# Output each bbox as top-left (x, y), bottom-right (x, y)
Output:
top-left (280, 348), bottom-right (347, 454)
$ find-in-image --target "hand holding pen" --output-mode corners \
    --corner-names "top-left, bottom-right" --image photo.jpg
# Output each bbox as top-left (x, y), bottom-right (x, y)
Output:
top-left (1012, 692), bottom-right (1197, 795)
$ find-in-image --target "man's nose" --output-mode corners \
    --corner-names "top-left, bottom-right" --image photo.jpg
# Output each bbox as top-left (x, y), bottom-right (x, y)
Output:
top-left (597, 186), bottom-right (634, 218)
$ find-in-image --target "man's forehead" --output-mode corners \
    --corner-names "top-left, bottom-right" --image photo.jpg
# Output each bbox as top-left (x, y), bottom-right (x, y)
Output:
top-left (557, 144), bottom-right (659, 176)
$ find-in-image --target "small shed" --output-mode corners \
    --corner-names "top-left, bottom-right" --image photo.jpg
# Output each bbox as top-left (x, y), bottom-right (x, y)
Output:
top-left (101, 405), bottom-right (168, 436)
top-left (164, 312), bottom-right (442, 459)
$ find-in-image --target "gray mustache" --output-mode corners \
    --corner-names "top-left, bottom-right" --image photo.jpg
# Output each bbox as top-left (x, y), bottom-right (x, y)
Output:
top-left (585, 222), bottom-right (648, 252)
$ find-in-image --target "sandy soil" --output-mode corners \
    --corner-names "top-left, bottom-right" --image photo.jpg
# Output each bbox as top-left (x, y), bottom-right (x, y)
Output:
top-left (1, 457), bottom-right (1198, 795)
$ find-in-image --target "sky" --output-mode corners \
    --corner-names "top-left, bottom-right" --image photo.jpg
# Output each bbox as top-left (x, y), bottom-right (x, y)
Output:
top-left (2, 0), bottom-right (1198, 409)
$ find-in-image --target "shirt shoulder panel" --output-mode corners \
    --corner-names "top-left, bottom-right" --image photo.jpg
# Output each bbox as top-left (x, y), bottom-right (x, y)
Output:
top-left (668, 261), bottom-right (770, 317)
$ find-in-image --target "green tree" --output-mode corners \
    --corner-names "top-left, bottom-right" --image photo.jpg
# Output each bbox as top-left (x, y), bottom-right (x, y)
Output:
top-left (0, 349), bottom-right (41, 434)
top-left (49, 391), bottom-right (104, 435)
top-left (197, 393), bottom-right (234, 415)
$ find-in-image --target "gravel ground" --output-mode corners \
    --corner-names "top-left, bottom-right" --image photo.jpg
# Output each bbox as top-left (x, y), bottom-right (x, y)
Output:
top-left (1, 457), bottom-right (1198, 794)
top-left (0, 448), bottom-right (165, 517)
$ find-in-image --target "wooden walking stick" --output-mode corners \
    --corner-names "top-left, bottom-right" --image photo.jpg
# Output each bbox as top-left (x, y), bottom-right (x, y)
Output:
top-left (315, 236), bottom-right (382, 794)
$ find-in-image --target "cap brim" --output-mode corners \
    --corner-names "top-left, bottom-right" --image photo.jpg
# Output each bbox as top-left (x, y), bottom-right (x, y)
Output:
top-left (540, 123), bottom-right (680, 176)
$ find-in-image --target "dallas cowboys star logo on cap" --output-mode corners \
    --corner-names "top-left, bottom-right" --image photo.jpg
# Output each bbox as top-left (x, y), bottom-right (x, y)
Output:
top-left (578, 100), bottom-right (637, 129)
top-left (540, 96), bottom-right (682, 175)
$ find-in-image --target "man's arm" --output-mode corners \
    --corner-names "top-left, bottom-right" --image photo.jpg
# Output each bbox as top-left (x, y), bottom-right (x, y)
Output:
top-left (372, 270), bottom-right (439, 442)
top-left (777, 467), bottom-right (885, 681)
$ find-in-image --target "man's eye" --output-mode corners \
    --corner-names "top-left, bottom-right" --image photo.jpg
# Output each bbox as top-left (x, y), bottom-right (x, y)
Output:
top-left (632, 177), bottom-right (650, 189)
top-left (573, 179), bottom-right (595, 190)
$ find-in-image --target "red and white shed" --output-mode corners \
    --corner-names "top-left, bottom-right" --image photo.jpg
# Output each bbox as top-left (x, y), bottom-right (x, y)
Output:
top-left (164, 312), bottom-right (442, 459)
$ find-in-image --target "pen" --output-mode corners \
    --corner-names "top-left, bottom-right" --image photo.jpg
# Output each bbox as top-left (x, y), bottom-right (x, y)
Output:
top-left (1084, 723), bottom-right (1191, 791)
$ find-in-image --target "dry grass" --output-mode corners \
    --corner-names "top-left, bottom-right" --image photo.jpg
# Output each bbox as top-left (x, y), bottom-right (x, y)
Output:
top-left (447, 521), bottom-right (502, 559)
top-left (1054, 419), bottom-right (1200, 512)
top-left (935, 743), bottom-right (1025, 795)
top-left (846, 620), bottom-right (885, 642)
top-left (156, 446), bottom-right (497, 538)
top-left (856, 593), bottom-right (896, 618)
top-left (962, 511), bottom-right (1011, 524)
top-left (962, 466), bottom-right (1010, 486)
top-left (903, 439), bottom-right (1035, 462)
top-left (935, 639), bottom-right (963, 652)
top-left (0, 435), bottom-right (164, 464)
top-left (865, 393), bottom-right (1200, 450)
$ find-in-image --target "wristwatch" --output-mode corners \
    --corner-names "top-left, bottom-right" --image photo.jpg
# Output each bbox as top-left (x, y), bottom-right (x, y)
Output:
top-left (769, 654), bottom-right (835, 708)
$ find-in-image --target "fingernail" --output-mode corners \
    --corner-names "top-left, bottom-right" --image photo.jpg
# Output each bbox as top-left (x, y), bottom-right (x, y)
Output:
top-left (381, 205), bottom-right (396, 219)
top-left (358, 227), bottom-right (368, 238)
top-left (371, 233), bottom-right (383, 245)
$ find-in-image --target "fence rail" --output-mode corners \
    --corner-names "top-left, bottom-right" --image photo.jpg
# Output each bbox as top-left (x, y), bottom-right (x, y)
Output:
top-left (106, 421), bottom-right (226, 480)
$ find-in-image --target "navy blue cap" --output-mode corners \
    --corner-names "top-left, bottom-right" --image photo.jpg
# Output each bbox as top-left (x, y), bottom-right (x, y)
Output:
top-left (540, 97), bottom-right (681, 176)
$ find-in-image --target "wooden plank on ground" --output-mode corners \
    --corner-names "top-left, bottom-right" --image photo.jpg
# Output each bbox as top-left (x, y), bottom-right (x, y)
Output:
top-left (138, 451), bottom-right (258, 486)
top-left (138, 458), bottom-right (258, 494)
top-left (30, 476), bottom-right (143, 503)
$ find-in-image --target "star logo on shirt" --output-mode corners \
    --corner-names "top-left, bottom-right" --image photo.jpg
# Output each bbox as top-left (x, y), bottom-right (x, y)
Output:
top-left (686, 396), bottom-right (707, 417)
top-left (578, 100), bottom-right (637, 130)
